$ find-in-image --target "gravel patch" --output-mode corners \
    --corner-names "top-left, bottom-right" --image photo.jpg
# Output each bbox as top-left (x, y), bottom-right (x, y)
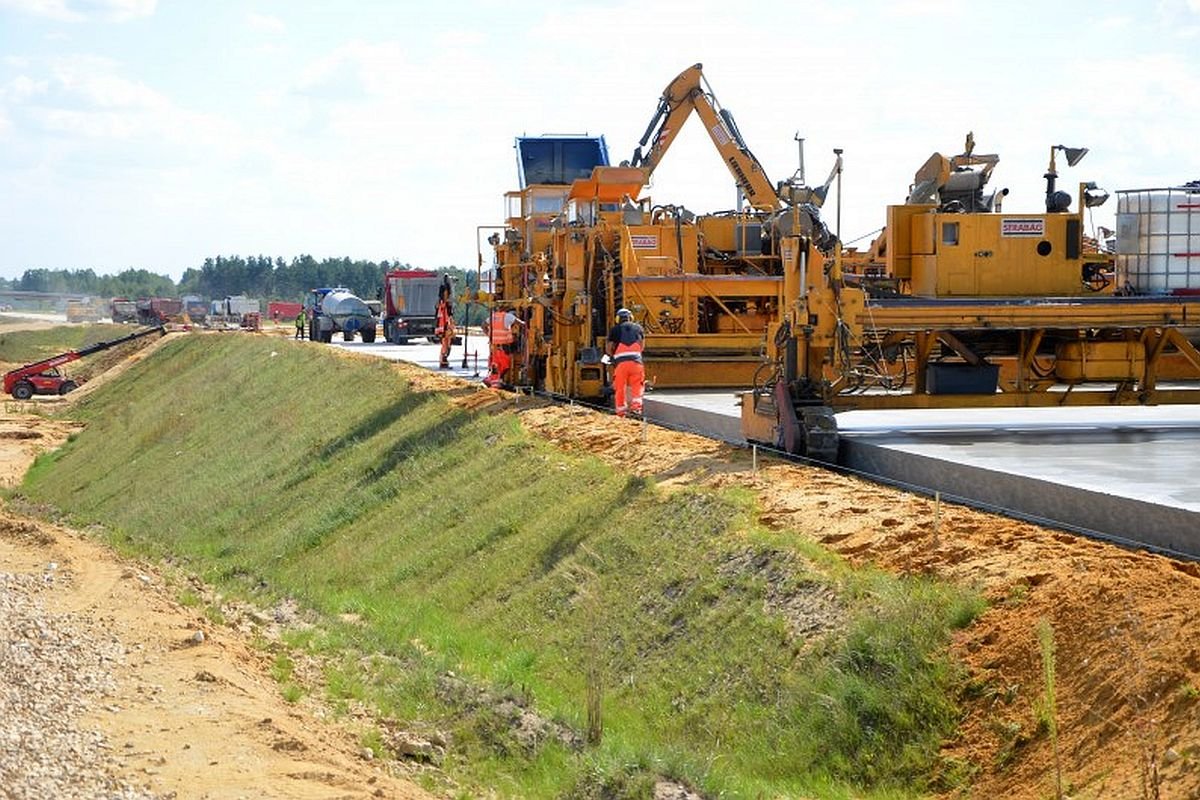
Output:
top-left (0, 569), bottom-right (161, 799)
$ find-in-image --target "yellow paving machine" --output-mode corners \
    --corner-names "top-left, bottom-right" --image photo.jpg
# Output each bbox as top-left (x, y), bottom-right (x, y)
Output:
top-left (483, 64), bottom-right (1200, 462)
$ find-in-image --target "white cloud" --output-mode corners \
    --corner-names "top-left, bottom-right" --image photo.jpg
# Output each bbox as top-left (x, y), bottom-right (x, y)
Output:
top-left (0, 75), bottom-right (49, 102)
top-left (0, 0), bottom-right (81, 21)
top-left (68, 72), bottom-right (162, 109)
top-left (0, 0), bottom-right (155, 21)
top-left (883, 0), bottom-right (964, 17)
top-left (246, 11), bottom-right (284, 34)
top-left (72, 0), bottom-right (155, 21)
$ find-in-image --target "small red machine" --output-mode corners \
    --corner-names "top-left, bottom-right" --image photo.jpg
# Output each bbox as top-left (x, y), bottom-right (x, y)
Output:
top-left (3, 326), bottom-right (164, 400)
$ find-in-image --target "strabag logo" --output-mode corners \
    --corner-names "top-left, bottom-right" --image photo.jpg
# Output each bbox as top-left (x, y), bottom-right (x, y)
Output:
top-left (1000, 218), bottom-right (1045, 237)
top-left (630, 234), bottom-right (658, 249)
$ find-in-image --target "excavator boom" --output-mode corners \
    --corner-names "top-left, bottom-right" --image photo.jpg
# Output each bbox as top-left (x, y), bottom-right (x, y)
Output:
top-left (630, 62), bottom-right (780, 211)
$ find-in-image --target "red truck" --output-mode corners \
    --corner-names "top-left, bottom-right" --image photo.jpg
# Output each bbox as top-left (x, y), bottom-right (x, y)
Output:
top-left (267, 301), bottom-right (303, 321)
top-left (382, 269), bottom-right (448, 344)
top-left (136, 297), bottom-right (182, 325)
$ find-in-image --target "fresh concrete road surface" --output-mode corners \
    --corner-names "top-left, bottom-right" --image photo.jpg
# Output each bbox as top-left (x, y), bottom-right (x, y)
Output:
top-left (330, 336), bottom-right (490, 383)
top-left (646, 388), bottom-right (1200, 554)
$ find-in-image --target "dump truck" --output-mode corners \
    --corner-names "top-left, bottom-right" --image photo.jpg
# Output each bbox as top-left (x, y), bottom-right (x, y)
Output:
top-left (3, 326), bottom-right (165, 399)
top-left (308, 287), bottom-right (377, 343)
top-left (208, 296), bottom-right (261, 329)
top-left (110, 298), bottom-right (138, 324)
top-left (182, 295), bottom-right (208, 324)
top-left (381, 269), bottom-right (444, 344)
top-left (136, 297), bottom-right (182, 325)
top-left (65, 298), bottom-right (106, 323)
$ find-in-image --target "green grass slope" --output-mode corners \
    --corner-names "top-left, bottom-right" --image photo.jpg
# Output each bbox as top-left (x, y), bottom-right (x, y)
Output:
top-left (22, 334), bottom-right (983, 798)
top-left (0, 323), bottom-right (130, 364)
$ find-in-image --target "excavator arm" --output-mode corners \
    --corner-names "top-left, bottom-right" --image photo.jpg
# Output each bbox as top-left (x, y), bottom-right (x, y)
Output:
top-left (630, 63), bottom-right (780, 212)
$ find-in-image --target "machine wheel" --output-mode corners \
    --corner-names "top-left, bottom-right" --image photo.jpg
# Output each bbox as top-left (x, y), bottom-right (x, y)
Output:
top-left (343, 331), bottom-right (355, 342)
top-left (11, 382), bottom-right (33, 400)
top-left (320, 329), bottom-right (334, 344)
top-left (395, 336), bottom-right (409, 345)
top-left (58, 381), bottom-right (78, 395)
top-left (361, 327), bottom-right (376, 343)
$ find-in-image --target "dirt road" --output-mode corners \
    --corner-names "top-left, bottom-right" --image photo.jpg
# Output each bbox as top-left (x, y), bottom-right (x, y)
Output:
top-left (0, 412), bottom-right (430, 800)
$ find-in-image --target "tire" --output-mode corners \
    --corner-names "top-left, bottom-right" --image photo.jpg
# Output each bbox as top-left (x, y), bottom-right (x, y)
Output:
top-left (396, 336), bottom-right (409, 345)
top-left (361, 328), bottom-right (376, 343)
top-left (343, 331), bottom-right (355, 342)
top-left (321, 329), bottom-right (334, 344)
top-left (58, 381), bottom-right (78, 395)
top-left (11, 382), bottom-right (33, 400)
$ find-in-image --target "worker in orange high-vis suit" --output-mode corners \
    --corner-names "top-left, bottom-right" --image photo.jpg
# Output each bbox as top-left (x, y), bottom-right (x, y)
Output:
top-left (434, 281), bottom-right (455, 369)
top-left (605, 307), bottom-right (645, 417)
top-left (483, 307), bottom-right (522, 388)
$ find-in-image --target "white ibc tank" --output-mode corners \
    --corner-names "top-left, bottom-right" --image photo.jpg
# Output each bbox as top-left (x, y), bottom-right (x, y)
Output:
top-left (1116, 185), bottom-right (1200, 293)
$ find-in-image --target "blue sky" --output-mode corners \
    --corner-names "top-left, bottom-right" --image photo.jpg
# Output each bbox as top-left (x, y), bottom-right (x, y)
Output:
top-left (1, 0), bottom-right (1198, 280)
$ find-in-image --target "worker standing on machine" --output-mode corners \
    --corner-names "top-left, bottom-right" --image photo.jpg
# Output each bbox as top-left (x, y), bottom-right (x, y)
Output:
top-left (482, 306), bottom-right (523, 388)
top-left (435, 279), bottom-right (455, 370)
top-left (605, 307), bottom-right (645, 418)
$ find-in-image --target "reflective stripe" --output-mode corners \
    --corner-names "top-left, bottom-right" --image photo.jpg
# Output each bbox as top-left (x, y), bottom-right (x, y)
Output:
top-left (613, 340), bottom-right (643, 363)
top-left (490, 311), bottom-right (514, 344)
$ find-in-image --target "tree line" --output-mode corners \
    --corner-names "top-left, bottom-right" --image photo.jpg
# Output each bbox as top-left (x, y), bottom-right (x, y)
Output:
top-left (2, 257), bottom-right (475, 303)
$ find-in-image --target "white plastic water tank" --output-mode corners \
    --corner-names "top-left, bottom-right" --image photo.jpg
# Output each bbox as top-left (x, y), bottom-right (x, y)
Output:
top-left (1116, 185), bottom-right (1200, 293)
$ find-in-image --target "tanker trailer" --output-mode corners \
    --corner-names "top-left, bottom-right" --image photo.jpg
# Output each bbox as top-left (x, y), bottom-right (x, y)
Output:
top-left (308, 287), bottom-right (378, 343)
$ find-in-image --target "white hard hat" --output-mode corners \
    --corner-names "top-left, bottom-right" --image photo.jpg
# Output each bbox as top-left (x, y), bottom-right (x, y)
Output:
top-left (617, 308), bottom-right (633, 320)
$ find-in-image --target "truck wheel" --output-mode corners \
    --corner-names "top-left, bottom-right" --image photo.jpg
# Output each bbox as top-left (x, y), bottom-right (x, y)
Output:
top-left (321, 329), bottom-right (334, 344)
top-left (58, 381), bottom-right (78, 395)
top-left (343, 331), bottom-right (355, 342)
top-left (11, 382), bottom-right (33, 400)
top-left (361, 328), bottom-right (376, 343)
top-left (396, 336), bottom-right (409, 345)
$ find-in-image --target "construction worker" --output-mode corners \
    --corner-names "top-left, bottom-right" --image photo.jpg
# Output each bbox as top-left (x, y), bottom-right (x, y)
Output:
top-left (605, 307), bottom-right (645, 417)
top-left (295, 308), bottom-right (307, 340)
top-left (482, 306), bottom-right (523, 388)
top-left (435, 282), bottom-right (455, 369)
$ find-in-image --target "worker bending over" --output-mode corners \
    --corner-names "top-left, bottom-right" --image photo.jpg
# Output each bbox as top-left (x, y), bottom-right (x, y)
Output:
top-left (606, 307), bottom-right (645, 418)
top-left (483, 306), bottom-right (523, 388)
top-left (435, 282), bottom-right (455, 369)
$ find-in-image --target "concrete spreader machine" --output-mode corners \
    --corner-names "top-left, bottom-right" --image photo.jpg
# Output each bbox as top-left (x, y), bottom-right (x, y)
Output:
top-left (483, 64), bottom-right (1200, 462)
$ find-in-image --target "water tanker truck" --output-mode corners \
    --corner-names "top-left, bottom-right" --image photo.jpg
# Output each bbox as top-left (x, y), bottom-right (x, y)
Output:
top-left (308, 287), bottom-right (378, 343)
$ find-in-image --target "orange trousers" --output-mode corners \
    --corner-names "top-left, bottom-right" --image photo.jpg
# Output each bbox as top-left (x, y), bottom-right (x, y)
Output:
top-left (612, 360), bottom-right (644, 417)
top-left (487, 346), bottom-right (511, 386)
top-left (439, 325), bottom-right (454, 366)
